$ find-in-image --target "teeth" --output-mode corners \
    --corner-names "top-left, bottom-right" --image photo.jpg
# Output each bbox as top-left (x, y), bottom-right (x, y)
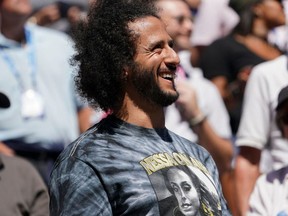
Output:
top-left (160, 73), bottom-right (175, 79)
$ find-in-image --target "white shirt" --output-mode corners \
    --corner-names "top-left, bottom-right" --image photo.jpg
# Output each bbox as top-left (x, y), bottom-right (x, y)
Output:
top-left (248, 166), bottom-right (288, 216)
top-left (236, 55), bottom-right (288, 172)
top-left (190, 0), bottom-right (239, 46)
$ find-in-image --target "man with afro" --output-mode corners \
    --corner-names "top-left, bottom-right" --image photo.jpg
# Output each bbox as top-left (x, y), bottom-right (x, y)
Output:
top-left (49, 0), bottom-right (230, 215)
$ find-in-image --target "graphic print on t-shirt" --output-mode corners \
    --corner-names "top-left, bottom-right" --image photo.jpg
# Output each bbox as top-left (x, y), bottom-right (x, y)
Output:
top-left (140, 152), bottom-right (221, 216)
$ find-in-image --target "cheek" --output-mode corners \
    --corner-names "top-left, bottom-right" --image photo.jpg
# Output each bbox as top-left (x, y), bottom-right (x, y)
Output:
top-left (167, 23), bottom-right (181, 38)
top-left (186, 187), bottom-right (198, 200)
top-left (264, 4), bottom-right (285, 19)
top-left (174, 190), bottom-right (182, 200)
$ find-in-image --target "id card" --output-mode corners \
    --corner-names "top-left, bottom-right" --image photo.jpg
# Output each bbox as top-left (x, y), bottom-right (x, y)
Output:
top-left (21, 89), bottom-right (45, 119)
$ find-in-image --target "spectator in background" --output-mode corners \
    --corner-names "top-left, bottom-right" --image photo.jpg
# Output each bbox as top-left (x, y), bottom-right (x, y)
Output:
top-left (0, 153), bottom-right (49, 216)
top-left (0, 92), bottom-right (49, 216)
top-left (155, 0), bottom-right (234, 211)
top-left (247, 85), bottom-right (288, 216)
top-left (29, 0), bottom-right (89, 35)
top-left (199, 0), bottom-right (286, 135)
top-left (0, 0), bottom-right (92, 183)
top-left (187, 0), bottom-right (239, 67)
top-left (234, 51), bottom-right (288, 214)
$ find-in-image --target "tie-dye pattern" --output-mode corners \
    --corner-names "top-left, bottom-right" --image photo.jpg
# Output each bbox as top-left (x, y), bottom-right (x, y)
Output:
top-left (49, 116), bottom-right (231, 215)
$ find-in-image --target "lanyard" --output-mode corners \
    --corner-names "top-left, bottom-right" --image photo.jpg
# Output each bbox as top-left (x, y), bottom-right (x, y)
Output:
top-left (0, 27), bottom-right (37, 92)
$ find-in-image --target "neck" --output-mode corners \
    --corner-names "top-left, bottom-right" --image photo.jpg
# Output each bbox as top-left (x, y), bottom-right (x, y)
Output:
top-left (251, 18), bottom-right (269, 41)
top-left (114, 92), bottom-right (166, 129)
top-left (1, 18), bottom-right (27, 43)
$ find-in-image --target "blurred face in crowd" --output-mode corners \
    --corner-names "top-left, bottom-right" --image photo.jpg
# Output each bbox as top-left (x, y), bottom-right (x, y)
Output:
top-left (128, 16), bottom-right (180, 107)
top-left (0, 0), bottom-right (32, 19)
top-left (156, 0), bottom-right (193, 51)
top-left (254, 0), bottom-right (286, 28)
top-left (0, 0), bottom-right (32, 14)
top-left (166, 168), bottom-right (200, 216)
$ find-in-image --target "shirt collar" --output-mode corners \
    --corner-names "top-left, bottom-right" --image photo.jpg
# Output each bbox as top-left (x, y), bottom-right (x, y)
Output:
top-left (0, 24), bottom-right (33, 49)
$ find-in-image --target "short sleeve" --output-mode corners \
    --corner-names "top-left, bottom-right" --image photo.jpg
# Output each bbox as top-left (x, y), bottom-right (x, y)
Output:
top-left (49, 157), bottom-right (112, 216)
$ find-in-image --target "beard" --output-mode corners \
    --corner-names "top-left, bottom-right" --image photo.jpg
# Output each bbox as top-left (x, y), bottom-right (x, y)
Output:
top-left (130, 63), bottom-right (179, 107)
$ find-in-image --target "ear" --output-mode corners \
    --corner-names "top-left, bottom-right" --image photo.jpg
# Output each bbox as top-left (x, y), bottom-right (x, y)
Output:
top-left (122, 66), bottom-right (129, 80)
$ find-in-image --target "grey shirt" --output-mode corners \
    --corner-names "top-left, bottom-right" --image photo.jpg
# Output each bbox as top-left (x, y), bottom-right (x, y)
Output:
top-left (0, 154), bottom-right (49, 216)
top-left (50, 116), bottom-right (231, 215)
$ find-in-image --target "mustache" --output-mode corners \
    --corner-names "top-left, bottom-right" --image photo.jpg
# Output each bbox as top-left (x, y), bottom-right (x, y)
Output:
top-left (158, 65), bottom-right (177, 74)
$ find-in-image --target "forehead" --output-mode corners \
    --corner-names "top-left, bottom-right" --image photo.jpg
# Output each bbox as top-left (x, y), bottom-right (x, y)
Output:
top-left (128, 16), bottom-right (172, 45)
top-left (157, 0), bottom-right (191, 17)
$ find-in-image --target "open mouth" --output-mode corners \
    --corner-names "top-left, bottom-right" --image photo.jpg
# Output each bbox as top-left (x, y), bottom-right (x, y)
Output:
top-left (159, 72), bottom-right (176, 81)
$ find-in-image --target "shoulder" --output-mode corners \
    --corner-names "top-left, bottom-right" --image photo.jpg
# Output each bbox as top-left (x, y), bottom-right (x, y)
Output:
top-left (27, 24), bottom-right (74, 46)
top-left (169, 130), bottom-right (212, 159)
top-left (251, 55), bottom-right (287, 77)
top-left (2, 154), bottom-right (37, 172)
top-left (207, 35), bottom-right (236, 49)
top-left (245, 56), bottom-right (287, 92)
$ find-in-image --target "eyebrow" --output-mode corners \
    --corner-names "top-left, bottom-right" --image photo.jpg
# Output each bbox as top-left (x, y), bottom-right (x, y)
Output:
top-left (147, 39), bottom-right (174, 50)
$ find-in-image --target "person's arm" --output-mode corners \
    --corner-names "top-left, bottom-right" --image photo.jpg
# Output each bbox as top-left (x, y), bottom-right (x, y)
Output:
top-left (191, 119), bottom-right (232, 175)
top-left (175, 80), bottom-right (233, 175)
top-left (29, 4), bottom-right (61, 26)
top-left (234, 147), bottom-right (261, 216)
top-left (234, 61), bottom-right (273, 215)
top-left (50, 158), bottom-right (112, 215)
top-left (0, 142), bottom-right (15, 156)
top-left (22, 158), bottom-right (50, 216)
top-left (210, 76), bottom-right (229, 100)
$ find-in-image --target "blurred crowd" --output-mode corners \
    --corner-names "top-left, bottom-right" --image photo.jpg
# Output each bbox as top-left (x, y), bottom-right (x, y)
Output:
top-left (0, 0), bottom-right (288, 215)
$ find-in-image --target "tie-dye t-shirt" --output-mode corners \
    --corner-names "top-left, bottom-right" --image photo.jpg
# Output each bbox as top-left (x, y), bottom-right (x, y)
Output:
top-left (49, 115), bottom-right (231, 216)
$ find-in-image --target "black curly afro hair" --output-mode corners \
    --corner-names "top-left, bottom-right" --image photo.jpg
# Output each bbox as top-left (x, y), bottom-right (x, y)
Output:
top-left (72, 0), bottom-right (159, 112)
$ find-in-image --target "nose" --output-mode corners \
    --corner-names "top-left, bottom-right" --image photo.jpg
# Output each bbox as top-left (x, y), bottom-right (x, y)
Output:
top-left (180, 190), bottom-right (187, 202)
top-left (183, 17), bottom-right (193, 35)
top-left (164, 46), bottom-right (180, 67)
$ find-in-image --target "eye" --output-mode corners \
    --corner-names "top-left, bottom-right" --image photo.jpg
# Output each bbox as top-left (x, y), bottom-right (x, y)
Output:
top-left (153, 44), bottom-right (162, 52)
top-left (175, 15), bottom-right (185, 24)
top-left (182, 182), bottom-right (192, 192)
top-left (171, 183), bottom-right (179, 192)
top-left (173, 16), bottom-right (193, 25)
top-left (172, 185), bottom-right (179, 192)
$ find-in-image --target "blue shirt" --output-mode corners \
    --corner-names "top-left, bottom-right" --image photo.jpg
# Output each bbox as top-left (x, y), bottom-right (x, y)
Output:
top-left (0, 24), bottom-right (81, 151)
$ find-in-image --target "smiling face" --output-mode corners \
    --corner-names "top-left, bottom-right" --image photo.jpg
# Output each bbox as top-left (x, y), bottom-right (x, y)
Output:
top-left (127, 16), bottom-right (180, 107)
top-left (156, 0), bottom-right (193, 51)
top-left (167, 168), bottom-right (200, 216)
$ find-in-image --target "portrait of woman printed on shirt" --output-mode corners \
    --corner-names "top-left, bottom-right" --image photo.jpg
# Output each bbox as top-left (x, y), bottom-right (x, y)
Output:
top-left (162, 165), bottom-right (221, 216)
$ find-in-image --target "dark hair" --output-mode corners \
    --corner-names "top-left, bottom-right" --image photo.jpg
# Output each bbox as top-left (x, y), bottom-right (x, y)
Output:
top-left (72, 0), bottom-right (158, 112)
top-left (162, 166), bottom-right (221, 216)
top-left (231, 0), bottom-right (263, 36)
top-left (163, 166), bottom-right (201, 195)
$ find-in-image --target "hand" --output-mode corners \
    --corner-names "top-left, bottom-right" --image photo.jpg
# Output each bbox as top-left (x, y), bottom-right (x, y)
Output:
top-left (32, 4), bottom-right (61, 26)
top-left (175, 80), bottom-right (202, 121)
top-left (0, 142), bottom-right (15, 156)
top-left (67, 6), bottom-right (87, 25)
